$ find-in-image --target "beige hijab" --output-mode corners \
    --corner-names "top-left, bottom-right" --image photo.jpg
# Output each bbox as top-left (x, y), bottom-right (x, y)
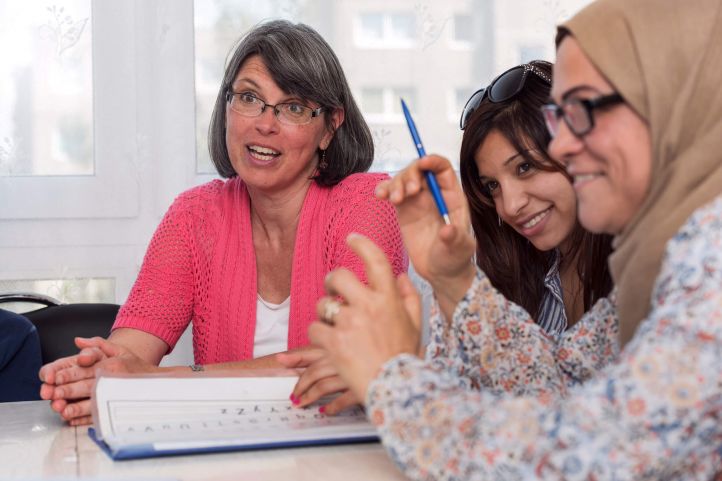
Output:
top-left (560, 0), bottom-right (722, 346)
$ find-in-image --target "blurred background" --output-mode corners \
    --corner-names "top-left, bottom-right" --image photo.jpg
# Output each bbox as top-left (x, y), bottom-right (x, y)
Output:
top-left (0, 0), bottom-right (592, 364)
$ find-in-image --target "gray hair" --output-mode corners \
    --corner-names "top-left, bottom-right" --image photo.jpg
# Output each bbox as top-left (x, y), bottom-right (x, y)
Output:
top-left (208, 20), bottom-right (374, 185)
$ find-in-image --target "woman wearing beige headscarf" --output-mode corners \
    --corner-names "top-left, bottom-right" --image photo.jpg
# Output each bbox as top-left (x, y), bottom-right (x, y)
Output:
top-left (299, 0), bottom-right (722, 479)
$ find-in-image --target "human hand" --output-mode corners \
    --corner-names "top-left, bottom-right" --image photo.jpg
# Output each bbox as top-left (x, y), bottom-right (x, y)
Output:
top-left (39, 337), bottom-right (156, 425)
top-left (276, 348), bottom-right (360, 415)
top-left (375, 155), bottom-right (476, 304)
top-left (308, 234), bottom-right (422, 403)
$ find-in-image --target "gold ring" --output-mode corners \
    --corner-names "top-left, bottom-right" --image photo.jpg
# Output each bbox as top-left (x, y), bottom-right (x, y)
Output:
top-left (321, 299), bottom-right (341, 326)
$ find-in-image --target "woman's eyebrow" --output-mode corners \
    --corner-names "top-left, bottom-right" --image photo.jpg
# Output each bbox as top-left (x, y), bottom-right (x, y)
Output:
top-left (231, 79), bottom-right (305, 103)
top-left (561, 84), bottom-right (602, 101)
top-left (232, 77), bottom-right (262, 91)
top-left (503, 151), bottom-right (525, 166)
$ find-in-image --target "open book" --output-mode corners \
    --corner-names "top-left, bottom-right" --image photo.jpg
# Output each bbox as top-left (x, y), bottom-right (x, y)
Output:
top-left (89, 371), bottom-right (378, 460)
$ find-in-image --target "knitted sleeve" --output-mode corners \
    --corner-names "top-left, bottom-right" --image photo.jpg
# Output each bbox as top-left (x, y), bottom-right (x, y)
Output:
top-left (113, 182), bottom-right (222, 351)
top-left (325, 173), bottom-right (408, 281)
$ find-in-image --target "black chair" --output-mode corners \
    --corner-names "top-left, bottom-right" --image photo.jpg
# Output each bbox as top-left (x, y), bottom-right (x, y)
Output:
top-left (0, 293), bottom-right (119, 364)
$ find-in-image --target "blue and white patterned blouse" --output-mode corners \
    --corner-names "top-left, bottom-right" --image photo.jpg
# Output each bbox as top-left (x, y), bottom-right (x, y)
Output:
top-left (366, 194), bottom-right (722, 481)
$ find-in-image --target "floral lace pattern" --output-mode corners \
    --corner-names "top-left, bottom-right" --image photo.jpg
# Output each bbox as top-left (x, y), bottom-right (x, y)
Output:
top-left (367, 195), bottom-right (722, 481)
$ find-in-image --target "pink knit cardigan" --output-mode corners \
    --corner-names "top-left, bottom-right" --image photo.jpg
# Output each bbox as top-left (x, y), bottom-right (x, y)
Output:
top-left (113, 173), bottom-right (407, 364)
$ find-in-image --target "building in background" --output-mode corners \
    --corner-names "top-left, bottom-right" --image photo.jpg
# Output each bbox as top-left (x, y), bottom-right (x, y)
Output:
top-left (195, 0), bottom-right (589, 172)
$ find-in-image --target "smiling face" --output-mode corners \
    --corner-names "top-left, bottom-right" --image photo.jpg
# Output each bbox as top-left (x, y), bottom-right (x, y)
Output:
top-left (476, 129), bottom-right (577, 252)
top-left (225, 55), bottom-right (340, 194)
top-left (548, 37), bottom-right (652, 235)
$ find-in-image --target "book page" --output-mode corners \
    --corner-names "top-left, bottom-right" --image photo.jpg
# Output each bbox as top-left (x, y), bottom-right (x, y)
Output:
top-left (93, 374), bottom-right (375, 450)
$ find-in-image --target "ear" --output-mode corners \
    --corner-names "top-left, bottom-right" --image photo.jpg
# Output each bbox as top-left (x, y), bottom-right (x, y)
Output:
top-left (320, 107), bottom-right (345, 150)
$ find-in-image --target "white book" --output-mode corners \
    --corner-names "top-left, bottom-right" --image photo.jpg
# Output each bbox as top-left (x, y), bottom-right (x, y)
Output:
top-left (90, 371), bottom-right (378, 460)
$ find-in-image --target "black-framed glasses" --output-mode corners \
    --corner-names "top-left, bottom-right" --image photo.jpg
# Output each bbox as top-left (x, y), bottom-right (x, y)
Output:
top-left (541, 93), bottom-right (624, 138)
top-left (460, 62), bottom-right (552, 130)
top-left (225, 91), bottom-right (324, 125)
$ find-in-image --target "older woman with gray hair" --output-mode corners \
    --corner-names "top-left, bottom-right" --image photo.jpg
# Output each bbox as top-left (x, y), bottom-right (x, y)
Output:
top-left (38, 20), bottom-right (407, 425)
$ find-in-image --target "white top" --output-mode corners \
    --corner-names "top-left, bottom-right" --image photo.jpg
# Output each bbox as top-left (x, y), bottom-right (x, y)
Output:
top-left (253, 294), bottom-right (290, 358)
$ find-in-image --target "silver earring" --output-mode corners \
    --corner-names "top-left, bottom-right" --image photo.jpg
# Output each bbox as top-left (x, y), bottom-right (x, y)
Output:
top-left (319, 149), bottom-right (328, 170)
top-left (498, 215), bottom-right (502, 227)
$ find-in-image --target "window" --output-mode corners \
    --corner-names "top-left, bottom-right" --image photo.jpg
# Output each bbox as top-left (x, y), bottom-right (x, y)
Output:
top-left (452, 14), bottom-right (473, 44)
top-left (191, 0), bottom-right (594, 175)
top-left (355, 12), bottom-right (415, 48)
top-left (359, 13), bottom-right (384, 41)
top-left (389, 13), bottom-right (415, 42)
top-left (0, 277), bottom-right (115, 313)
top-left (360, 88), bottom-right (384, 115)
top-left (360, 87), bottom-right (417, 123)
top-left (520, 44), bottom-right (549, 63)
top-left (0, 1), bottom-right (93, 177)
top-left (0, 1), bottom-right (139, 220)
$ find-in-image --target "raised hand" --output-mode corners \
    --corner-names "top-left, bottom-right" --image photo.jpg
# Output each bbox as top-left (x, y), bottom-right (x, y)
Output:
top-left (375, 155), bottom-right (476, 311)
top-left (309, 234), bottom-right (422, 403)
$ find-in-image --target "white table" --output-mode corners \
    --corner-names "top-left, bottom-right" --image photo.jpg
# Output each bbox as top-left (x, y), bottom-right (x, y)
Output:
top-left (0, 401), bottom-right (407, 480)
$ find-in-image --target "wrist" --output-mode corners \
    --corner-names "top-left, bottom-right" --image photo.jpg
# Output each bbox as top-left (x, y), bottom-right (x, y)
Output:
top-left (430, 263), bottom-right (476, 306)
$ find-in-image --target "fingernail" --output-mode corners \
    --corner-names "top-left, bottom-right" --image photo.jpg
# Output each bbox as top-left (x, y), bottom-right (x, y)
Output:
top-left (319, 406), bottom-right (326, 414)
top-left (290, 394), bottom-right (299, 405)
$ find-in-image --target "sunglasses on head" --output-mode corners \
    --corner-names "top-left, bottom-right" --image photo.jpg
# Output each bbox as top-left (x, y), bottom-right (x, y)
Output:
top-left (459, 62), bottom-right (552, 130)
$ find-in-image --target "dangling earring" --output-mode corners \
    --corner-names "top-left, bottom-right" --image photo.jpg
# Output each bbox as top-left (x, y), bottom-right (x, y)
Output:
top-left (498, 215), bottom-right (502, 227)
top-left (318, 149), bottom-right (328, 170)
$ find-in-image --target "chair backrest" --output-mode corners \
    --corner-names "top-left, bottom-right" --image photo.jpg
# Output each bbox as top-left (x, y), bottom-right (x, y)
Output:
top-left (0, 293), bottom-right (119, 364)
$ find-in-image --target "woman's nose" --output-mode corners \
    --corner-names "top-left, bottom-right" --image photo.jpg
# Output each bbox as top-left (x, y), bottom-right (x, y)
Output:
top-left (548, 119), bottom-right (583, 169)
top-left (501, 181), bottom-right (529, 218)
top-left (254, 107), bottom-right (281, 134)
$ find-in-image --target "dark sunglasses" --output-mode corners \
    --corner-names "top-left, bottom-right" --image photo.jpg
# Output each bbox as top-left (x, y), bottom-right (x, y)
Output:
top-left (460, 63), bottom-right (552, 130)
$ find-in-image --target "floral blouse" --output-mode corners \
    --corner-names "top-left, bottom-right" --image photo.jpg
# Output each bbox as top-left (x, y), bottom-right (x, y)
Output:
top-left (366, 195), bottom-right (722, 481)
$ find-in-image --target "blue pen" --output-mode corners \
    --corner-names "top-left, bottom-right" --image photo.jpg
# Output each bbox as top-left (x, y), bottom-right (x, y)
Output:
top-left (400, 99), bottom-right (451, 225)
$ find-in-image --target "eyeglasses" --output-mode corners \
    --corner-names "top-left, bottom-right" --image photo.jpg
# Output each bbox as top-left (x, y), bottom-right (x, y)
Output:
top-left (541, 93), bottom-right (624, 138)
top-left (225, 91), bottom-right (324, 125)
top-left (459, 63), bottom-right (552, 130)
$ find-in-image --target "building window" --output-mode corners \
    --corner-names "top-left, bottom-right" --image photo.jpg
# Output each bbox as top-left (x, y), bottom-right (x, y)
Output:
top-left (389, 13), bottom-right (415, 42)
top-left (360, 86), bottom-right (417, 123)
top-left (360, 88), bottom-right (384, 115)
top-left (519, 45), bottom-right (548, 63)
top-left (359, 13), bottom-right (384, 41)
top-left (452, 14), bottom-right (473, 44)
top-left (355, 12), bottom-right (415, 48)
